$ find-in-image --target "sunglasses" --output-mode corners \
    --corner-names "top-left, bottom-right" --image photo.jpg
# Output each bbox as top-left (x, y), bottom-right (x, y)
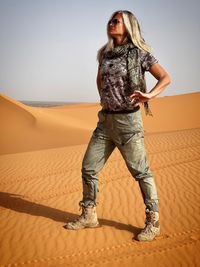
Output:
top-left (108, 18), bottom-right (121, 26)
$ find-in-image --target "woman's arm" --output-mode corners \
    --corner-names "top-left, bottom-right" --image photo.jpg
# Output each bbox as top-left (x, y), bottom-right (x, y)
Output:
top-left (129, 63), bottom-right (171, 106)
top-left (96, 66), bottom-right (102, 93)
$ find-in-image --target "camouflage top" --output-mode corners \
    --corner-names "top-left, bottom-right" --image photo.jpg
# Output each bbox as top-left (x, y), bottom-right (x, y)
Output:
top-left (99, 42), bottom-right (158, 112)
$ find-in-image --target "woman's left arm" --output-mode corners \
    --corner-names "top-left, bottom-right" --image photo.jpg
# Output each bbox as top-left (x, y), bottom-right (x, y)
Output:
top-left (129, 63), bottom-right (171, 105)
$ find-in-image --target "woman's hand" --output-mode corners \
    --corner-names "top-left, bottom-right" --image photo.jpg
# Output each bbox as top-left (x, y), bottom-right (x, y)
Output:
top-left (129, 91), bottom-right (152, 107)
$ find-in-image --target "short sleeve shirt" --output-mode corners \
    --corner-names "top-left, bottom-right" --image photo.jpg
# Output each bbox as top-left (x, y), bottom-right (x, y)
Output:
top-left (99, 48), bottom-right (158, 111)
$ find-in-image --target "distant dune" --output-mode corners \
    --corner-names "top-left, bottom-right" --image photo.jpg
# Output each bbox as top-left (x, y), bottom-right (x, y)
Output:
top-left (0, 92), bottom-right (199, 155)
top-left (0, 92), bottom-right (200, 267)
top-left (0, 93), bottom-right (99, 155)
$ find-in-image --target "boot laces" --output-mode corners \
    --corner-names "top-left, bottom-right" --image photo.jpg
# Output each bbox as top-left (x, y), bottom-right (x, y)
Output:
top-left (142, 223), bottom-right (155, 234)
top-left (79, 206), bottom-right (88, 218)
top-left (145, 210), bottom-right (157, 224)
top-left (70, 206), bottom-right (87, 224)
top-left (142, 210), bottom-right (159, 233)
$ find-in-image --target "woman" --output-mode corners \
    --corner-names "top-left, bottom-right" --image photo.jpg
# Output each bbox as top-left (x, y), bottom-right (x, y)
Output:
top-left (65, 10), bottom-right (170, 241)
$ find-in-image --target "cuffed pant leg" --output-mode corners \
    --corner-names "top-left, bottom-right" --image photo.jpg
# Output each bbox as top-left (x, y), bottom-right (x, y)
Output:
top-left (117, 135), bottom-right (159, 212)
top-left (81, 133), bottom-right (115, 206)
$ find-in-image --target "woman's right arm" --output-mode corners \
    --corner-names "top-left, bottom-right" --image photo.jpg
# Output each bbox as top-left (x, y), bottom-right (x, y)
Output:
top-left (96, 65), bottom-right (102, 93)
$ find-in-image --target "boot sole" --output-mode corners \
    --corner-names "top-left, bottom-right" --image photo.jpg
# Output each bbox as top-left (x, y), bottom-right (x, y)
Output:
top-left (135, 231), bottom-right (160, 242)
top-left (63, 223), bottom-right (101, 230)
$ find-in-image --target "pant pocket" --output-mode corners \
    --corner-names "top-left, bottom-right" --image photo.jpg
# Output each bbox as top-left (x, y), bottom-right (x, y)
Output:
top-left (119, 129), bottom-right (144, 146)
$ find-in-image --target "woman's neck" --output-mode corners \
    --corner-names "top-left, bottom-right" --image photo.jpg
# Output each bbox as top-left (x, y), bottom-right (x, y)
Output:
top-left (114, 35), bottom-right (129, 46)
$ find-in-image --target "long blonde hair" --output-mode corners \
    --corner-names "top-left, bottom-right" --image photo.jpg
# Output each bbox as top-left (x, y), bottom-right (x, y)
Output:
top-left (97, 10), bottom-right (151, 63)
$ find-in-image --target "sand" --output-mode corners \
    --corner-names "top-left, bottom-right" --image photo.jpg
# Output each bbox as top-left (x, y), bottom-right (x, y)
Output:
top-left (0, 92), bottom-right (200, 267)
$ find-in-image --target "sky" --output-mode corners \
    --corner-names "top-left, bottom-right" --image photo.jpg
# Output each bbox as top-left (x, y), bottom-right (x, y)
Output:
top-left (0, 0), bottom-right (199, 102)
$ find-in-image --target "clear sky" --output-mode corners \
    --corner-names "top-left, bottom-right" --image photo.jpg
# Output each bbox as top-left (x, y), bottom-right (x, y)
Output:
top-left (0, 0), bottom-right (199, 102)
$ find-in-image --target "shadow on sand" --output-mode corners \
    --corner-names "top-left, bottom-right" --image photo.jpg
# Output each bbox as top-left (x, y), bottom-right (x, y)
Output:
top-left (0, 192), bottom-right (142, 237)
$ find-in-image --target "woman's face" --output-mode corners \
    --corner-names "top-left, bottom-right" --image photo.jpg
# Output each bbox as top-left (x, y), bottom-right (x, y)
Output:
top-left (108, 13), bottom-right (127, 39)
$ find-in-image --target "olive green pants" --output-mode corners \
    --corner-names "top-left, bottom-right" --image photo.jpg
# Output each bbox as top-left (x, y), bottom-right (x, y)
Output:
top-left (80, 108), bottom-right (159, 212)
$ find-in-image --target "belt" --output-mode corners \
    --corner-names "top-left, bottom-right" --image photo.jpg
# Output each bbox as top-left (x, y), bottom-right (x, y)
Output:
top-left (102, 106), bottom-right (140, 114)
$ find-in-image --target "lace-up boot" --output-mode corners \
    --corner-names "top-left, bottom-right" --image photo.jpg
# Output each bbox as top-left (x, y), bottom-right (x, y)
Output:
top-left (136, 209), bottom-right (160, 241)
top-left (64, 203), bottom-right (99, 230)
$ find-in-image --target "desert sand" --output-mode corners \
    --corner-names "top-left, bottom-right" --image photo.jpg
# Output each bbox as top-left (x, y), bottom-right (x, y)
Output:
top-left (0, 92), bottom-right (200, 267)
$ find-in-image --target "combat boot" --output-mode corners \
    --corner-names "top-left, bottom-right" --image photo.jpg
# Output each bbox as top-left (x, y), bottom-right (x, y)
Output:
top-left (64, 203), bottom-right (99, 230)
top-left (136, 209), bottom-right (160, 241)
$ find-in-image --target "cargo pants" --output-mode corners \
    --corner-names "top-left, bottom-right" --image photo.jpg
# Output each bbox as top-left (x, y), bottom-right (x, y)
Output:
top-left (80, 108), bottom-right (159, 212)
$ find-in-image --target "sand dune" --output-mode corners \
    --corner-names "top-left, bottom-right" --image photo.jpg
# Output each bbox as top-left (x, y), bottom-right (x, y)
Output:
top-left (0, 92), bottom-right (200, 266)
top-left (0, 92), bottom-right (200, 155)
top-left (0, 93), bottom-right (99, 155)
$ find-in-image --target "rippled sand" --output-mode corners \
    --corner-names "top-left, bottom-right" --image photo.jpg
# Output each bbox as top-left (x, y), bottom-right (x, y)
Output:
top-left (0, 92), bottom-right (200, 267)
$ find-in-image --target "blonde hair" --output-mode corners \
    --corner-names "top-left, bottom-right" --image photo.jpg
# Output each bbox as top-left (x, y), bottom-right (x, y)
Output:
top-left (97, 10), bottom-right (151, 63)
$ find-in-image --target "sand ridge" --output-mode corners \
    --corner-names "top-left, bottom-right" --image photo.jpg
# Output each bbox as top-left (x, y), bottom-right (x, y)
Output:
top-left (1, 92), bottom-right (200, 155)
top-left (0, 93), bottom-right (200, 266)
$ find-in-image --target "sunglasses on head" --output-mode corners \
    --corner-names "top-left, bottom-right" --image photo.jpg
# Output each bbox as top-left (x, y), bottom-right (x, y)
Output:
top-left (108, 18), bottom-right (121, 25)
